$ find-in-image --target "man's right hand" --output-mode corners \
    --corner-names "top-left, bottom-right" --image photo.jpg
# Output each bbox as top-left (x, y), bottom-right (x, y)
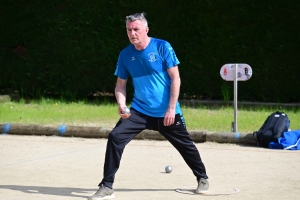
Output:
top-left (119, 107), bottom-right (131, 118)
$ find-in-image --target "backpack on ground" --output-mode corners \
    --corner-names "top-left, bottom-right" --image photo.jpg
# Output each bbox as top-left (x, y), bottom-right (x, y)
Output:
top-left (253, 111), bottom-right (290, 147)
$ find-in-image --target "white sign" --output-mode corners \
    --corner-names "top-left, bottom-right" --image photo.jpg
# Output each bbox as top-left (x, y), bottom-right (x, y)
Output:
top-left (220, 63), bottom-right (252, 81)
top-left (220, 63), bottom-right (252, 133)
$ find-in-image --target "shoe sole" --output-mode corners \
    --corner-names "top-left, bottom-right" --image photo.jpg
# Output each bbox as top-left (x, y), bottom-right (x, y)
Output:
top-left (195, 190), bottom-right (209, 194)
top-left (88, 193), bottom-right (115, 200)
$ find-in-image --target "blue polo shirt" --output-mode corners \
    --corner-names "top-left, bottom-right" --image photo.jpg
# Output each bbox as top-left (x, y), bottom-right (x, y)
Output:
top-left (114, 37), bottom-right (182, 117)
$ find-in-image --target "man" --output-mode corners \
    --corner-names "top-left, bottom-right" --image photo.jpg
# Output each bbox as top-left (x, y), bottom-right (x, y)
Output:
top-left (89, 12), bottom-right (209, 200)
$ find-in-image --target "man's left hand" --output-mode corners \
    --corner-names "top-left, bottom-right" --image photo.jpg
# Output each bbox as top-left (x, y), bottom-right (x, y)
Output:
top-left (164, 109), bottom-right (175, 126)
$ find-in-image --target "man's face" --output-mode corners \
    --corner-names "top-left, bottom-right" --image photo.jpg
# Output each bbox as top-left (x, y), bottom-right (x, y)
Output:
top-left (126, 20), bottom-right (148, 46)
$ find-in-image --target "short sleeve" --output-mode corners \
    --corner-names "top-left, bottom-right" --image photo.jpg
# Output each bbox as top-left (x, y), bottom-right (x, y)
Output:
top-left (162, 42), bottom-right (180, 69)
top-left (114, 54), bottom-right (130, 79)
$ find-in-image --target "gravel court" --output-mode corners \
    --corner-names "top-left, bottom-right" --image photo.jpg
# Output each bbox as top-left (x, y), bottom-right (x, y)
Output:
top-left (0, 135), bottom-right (299, 200)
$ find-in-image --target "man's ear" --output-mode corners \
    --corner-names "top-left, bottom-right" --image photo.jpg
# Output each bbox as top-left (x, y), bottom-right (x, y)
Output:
top-left (146, 27), bottom-right (149, 33)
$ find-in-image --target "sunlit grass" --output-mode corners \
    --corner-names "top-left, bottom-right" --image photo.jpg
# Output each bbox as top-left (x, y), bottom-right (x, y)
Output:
top-left (181, 105), bottom-right (300, 133)
top-left (1, 99), bottom-right (300, 133)
top-left (0, 99), bottom-right (119, 128)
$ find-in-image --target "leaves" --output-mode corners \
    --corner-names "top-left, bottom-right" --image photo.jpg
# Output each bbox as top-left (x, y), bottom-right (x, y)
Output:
top-left (0, 0), bottom-right (299, 102)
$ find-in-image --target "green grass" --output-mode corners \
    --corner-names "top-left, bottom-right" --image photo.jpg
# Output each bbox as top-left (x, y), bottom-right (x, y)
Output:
top-left (1, 99), bottom-right (300, 133)
top-left (181, 106), bottom-right (300, 132)
top-left (0, 99), bottom-right (119, 128)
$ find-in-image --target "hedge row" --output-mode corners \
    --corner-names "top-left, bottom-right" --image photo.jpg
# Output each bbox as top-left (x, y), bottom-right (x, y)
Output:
top-left (0, 0), bottom-right (299, 102)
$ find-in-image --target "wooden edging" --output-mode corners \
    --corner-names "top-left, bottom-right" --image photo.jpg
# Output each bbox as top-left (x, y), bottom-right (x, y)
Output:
top-left (0, 124), bottom-right (256, 145)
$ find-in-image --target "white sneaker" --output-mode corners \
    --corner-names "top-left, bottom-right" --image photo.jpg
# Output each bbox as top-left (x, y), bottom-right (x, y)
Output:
top-left (88, 184), bottom-right (115, 200)
top-left (196, 178), bottom-right (209, 194)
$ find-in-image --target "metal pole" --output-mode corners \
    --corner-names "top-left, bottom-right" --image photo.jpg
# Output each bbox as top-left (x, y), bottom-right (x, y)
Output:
top-left (233, 64), bottom-right (238, 132)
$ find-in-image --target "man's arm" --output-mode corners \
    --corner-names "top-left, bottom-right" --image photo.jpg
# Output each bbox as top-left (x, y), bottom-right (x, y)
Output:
top-left (164, 66), bottom-right (181, 126)
top-left (115, 77), bottom-right (130, 118)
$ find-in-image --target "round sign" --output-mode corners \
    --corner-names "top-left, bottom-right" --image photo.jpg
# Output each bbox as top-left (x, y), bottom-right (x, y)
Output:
top-left (220, 64), bottom-right (252, 81)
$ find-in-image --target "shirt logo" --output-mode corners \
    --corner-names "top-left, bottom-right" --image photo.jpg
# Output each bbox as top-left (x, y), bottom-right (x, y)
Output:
top-left (148, 52), bottom-right (157, 62)
top-left (131, 57), bottom-right (135, 61)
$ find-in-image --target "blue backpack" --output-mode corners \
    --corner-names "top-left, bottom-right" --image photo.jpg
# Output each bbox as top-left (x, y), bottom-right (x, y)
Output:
top-left (253, 111), bottom-right (290, 147)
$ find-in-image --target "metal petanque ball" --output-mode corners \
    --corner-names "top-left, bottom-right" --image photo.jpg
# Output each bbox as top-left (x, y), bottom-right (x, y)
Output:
top-left (165, 165), bottom-right (172, 173)
top-left (122, 107), bottom-right (130, 114)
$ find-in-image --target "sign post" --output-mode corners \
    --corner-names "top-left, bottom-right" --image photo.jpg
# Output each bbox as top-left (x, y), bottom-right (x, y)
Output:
top-left (220, 63), bottom-right (252, 132)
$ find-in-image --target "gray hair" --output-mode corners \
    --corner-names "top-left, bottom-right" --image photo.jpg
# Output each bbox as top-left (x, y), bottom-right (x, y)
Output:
top-left (125, 12), bottom-right (148, 28)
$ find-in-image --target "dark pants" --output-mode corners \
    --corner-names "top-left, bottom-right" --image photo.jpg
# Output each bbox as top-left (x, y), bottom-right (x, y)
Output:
top-left (99, 108), bottom-right (208, 189)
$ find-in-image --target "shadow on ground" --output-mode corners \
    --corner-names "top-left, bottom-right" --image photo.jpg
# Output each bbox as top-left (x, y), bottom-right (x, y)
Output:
top-left (0, 185), bottom-right (174, 198)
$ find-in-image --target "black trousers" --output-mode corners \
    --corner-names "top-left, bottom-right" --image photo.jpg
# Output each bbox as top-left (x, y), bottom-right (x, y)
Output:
top-left (99, 108), bottom-right (208, 189)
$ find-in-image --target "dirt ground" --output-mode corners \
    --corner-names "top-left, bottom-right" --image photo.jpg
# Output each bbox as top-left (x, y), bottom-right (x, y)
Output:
top-left (0, 134), bottom-right (299, 200)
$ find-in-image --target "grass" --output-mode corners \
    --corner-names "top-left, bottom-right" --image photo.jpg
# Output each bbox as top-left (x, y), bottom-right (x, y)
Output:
top-left (0, 98), bottom-right (119, 128)
top-left (181, 106), bottom-right (300, 132)
top-left (1, 98), bottom-right (300, 133)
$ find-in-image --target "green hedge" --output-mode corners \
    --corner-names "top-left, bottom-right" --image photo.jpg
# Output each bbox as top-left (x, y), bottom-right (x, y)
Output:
top-left (0, 0), bottom-right (299, 102)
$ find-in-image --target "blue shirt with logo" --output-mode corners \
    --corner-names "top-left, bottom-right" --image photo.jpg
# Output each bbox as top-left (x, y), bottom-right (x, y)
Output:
top-left (114, 37), bottom-right (182, 117)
